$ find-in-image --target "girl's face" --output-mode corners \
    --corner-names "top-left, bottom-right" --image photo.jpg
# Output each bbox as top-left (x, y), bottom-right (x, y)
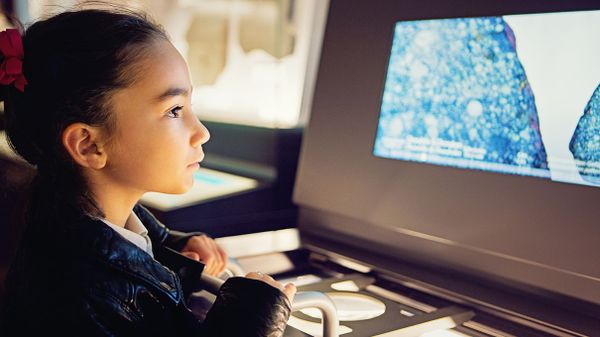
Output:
top-left (104, 39), bottom-right (209, 195)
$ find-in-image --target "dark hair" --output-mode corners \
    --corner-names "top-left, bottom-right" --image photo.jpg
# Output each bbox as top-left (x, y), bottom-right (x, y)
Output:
top-left (2, 7), bottom-right (168, 227)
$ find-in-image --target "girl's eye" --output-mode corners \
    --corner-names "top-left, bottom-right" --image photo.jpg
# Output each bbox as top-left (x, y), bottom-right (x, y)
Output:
top-left (167, 106), bottom-right (183, 118)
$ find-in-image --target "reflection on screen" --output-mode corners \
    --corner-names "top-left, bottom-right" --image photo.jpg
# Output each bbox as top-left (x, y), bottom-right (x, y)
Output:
top-left (374, 11), bottom-right (600, 186)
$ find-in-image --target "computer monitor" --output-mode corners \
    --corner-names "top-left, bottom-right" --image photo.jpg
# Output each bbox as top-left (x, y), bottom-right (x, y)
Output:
top-left (294, 0), bottom-right (600, 308)
top-left (374, 11), bottom-right (600, 187)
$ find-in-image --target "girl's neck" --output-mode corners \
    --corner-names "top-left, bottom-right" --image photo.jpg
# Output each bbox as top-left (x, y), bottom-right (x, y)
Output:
top-left (87, 174), bottom-right (145, 228)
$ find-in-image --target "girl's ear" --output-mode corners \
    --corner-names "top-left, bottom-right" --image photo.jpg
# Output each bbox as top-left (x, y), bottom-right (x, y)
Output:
top-left (62, 123), bottom-right (108, 169)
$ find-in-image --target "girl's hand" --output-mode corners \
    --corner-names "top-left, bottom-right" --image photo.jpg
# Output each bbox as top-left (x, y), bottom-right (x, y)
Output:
top-left (245, 271), bottom-right (297, 303)
top-left (181, 235), bottom-right (227, 276)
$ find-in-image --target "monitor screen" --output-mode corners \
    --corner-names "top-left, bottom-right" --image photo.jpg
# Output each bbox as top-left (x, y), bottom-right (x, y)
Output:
top-left (374, 11), bottom-right (600, 187)
top-left (294, 0), bottom-right (600, 310)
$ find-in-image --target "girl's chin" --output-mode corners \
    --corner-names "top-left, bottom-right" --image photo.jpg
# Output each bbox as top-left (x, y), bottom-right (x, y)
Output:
top-left (175, 184), bottom-right (194, 194)
top-left (158, 183), bottom-right (194, 195)
top-left (149, 175), bottom-right (195, 195)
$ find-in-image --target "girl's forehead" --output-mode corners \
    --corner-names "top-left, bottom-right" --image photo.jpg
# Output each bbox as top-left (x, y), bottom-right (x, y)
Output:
top-left (110, 40), bottom-right (192, 111)
top-left (129, 39), bottom-right (192, 96)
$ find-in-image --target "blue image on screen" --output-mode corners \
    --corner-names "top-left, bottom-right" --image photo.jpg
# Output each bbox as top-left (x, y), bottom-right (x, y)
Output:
top-left (373, 14), bottom-right (600, 185)
top-left (570, 84), bottom-right (600, 184)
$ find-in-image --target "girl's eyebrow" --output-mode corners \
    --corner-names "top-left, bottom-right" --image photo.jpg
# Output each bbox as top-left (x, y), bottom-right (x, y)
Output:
top-left (155, 86), bottom-right (193, 101)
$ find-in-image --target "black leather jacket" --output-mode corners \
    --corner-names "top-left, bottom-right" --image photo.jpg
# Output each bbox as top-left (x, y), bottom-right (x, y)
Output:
top-left (0, 204), bottom-right (291, 336)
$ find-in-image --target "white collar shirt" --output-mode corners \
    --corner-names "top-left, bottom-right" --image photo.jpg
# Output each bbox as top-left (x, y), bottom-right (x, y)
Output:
top-left (99, 212), bottom-right (154, 258)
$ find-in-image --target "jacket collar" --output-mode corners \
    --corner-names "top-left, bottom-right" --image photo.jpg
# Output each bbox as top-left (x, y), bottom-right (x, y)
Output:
top-left (63, 209), bottom-right (182, 303)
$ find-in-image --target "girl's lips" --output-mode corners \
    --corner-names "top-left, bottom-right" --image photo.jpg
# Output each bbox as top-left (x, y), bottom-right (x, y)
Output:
top-left (187, 155), bottom-right (204, 168)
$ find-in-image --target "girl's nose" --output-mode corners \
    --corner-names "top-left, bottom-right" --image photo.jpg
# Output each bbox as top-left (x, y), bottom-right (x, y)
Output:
top-left (191, 117), bottom-right (210, 148)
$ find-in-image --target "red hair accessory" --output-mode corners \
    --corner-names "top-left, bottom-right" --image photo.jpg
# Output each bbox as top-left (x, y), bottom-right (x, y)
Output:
top-left (0, 28), bottom-right (28, 92)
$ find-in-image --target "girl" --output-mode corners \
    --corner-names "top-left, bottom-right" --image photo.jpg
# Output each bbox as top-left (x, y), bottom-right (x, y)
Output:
top-left (0, 6), bottom-right (295, 337)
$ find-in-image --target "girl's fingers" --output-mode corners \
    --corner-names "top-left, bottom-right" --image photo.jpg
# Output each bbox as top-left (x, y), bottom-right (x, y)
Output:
top-left (201, 238), bottom-right (224, 275)
top-left (182, 251), bottom-right (200, 261)
top-left (283, 283), bottom-right (297, 302)
top-left (205, 256), bottom-right (216, 275)
top-left (212, 242), bottom-right (225, 274)
top-left (245, 272), bottom-right (296, 302)
top-left (245, 271), bottom-right (275, 285)
top-left (217, 246), bottom-right (227, 274)
top-left (184, 235), bottom-right (229, 276)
